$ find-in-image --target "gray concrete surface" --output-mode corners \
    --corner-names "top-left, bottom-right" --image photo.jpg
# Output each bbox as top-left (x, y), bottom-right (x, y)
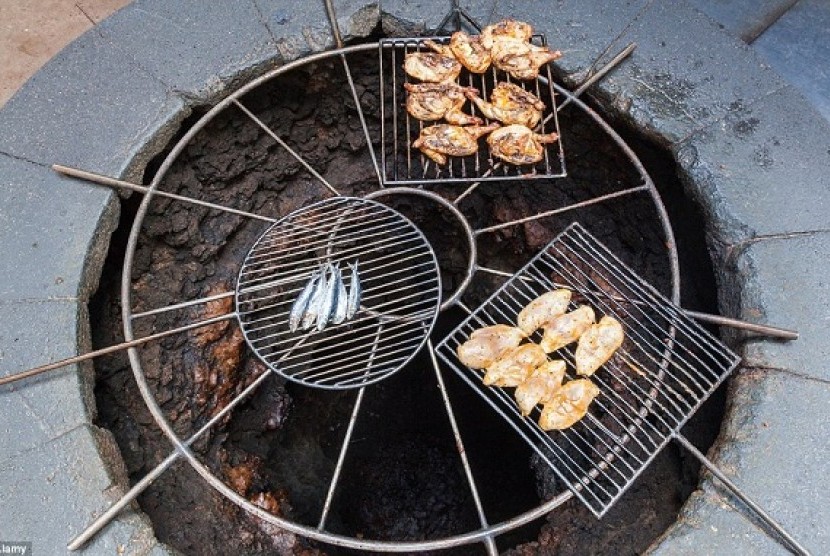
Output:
top-left (0, 0), bottom-right (828, 554)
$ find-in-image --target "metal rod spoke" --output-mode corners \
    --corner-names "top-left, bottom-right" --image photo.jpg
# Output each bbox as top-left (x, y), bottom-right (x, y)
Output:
top-left (0, 312), bottom-right (235, 387)
top-left (52, 164), bottom-right (275, 223)
top-left (674, 434), bottom-right (812, 556)
top-left (340, 53), bottom-right (383, 187)
top-left (232, 99), bottom-right (340, 196)
top-left (474, 185), bottom-right (648, 235)
top-left (428, 339), bottom-right (498, 555)
top-left (132, 291), bottom-right (235, 320)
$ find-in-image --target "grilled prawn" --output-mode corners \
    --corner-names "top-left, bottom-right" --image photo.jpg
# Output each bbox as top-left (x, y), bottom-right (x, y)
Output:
top-left (487, 124), bottom-right (558, 165)
top-left (404, 82), bottom-right (482, 125)
top-left (413, 122), bottom-right (500, 165)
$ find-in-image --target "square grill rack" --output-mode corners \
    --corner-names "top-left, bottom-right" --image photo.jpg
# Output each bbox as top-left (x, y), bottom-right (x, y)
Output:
top-left (379, 36), bottom-right (567, 185)
top-left (436, 223), bottom-right (741, 517)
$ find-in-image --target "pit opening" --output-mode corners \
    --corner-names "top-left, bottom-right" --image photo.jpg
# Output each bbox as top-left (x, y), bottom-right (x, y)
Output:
top-left (90, 44), bottom-right (727, 555)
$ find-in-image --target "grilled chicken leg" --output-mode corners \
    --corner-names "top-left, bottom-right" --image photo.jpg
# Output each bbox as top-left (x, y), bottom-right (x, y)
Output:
top-left (490, 41), bottom-right (562, 80)
top-left (404, 51), bottom-right (462, 83)
top-left (480, 19), bottom-right (533, 49)
top-left (413, 122), bottom-right (500, 165)
top-left (466, 82), bottom-right (546, 127)
top-left (487, 124), bottom-right (558, 165)
top-left (404, 82), bottom-right (482, 125)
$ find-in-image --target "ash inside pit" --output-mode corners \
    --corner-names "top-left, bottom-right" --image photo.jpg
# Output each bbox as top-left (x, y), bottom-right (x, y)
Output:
top-left (91, 49), bottom-right (726, 555)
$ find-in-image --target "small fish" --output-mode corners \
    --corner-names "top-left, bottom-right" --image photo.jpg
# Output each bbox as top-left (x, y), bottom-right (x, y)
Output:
top-left (316, 263), bottom-right (339, 332)
top-left (302, 265), bottom-right (327, 330)
top-left (332, 265), bottom-right (348, 324)
top-left (289, 271), bottom-right (319, 332)
top-left (346, 261), bottom-right (361, 319)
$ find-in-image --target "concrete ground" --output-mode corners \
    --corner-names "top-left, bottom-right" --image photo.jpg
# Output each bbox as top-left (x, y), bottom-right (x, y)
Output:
top-left (0, 1), bottom-right (828, 555)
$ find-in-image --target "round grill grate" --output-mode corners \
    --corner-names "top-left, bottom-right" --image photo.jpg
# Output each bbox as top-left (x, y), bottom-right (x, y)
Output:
top-left (236, 197), bottom-right (442, 389)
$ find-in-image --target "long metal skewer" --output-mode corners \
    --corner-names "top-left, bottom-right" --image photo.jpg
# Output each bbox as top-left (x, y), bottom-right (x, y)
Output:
top-left (0, 312), bottom-right (236, 387)
top-left (475, 265), bottom-right (798, 340)
top-left (673, 435), bottom-right (811, 556)
top-left (52, 164), bottom-right (276, 222)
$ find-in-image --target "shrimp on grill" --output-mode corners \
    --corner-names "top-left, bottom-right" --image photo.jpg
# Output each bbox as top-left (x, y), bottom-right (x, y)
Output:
top-left (404, 82), bottom-right (482, 125)
top-left (466, 81), bottom-right (546, 127)
top-left (404, 51), bottom-right (462, 83)
top-left (413, 122), bottom-right (500, 165)
top-left (487, 124), bottom-right (558, 165)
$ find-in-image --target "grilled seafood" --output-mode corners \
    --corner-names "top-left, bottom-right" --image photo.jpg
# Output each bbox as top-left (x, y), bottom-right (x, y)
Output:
top-left (490, 40), bottom-right (562, 80)
top-left (466, 82), bottom-right (545, 127)
top-left (457, 324), bottom-right (525, 369)
top-left (517, 289), bottom-right (572, 336)
top-left (575, 316), bottom-right (624, 377)
top-left (483, 343), bottom-right (547, 387)
top-left (404, 82), bottom-right (482, 125)
top-left (480, 19), bottom-right (533, 49)
top-left (404, 51), bottom-right (462, 83)
top-left (487, 124), bottom-right (558, 165)
top-left (538, 378), bottom-right (600, 431)
top-left (514, 359), bottom-right (566, 416)
top-left (540, 305), bottom-right (595, 353)
top-left (413, 123), bottom-right (500, 165)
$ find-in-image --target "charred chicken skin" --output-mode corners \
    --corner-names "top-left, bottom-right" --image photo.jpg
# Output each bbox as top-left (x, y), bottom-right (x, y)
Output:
top-left (413, 122), bottom-right (500, 165)
top-left (490, 41), bottom-right (562, 80)
top-left (480, 19), bottom-right (533, 49)
top-left (404, 82), bottom-right (482, 125)
top-left (449, 31), bottom-right (492, 73)
top-left (467, 81), bottom-right (546, 129)
top-left (404, 51), bottom-right (462, 83)
top-left (487, 124), bottom-right (558, 165)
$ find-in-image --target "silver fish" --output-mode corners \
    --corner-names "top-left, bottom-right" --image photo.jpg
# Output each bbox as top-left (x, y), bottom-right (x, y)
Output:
top-left (346, 261), bottom-right (361, 319)
top-left (289, 271), bottom-right (319, 332)
top-left (316, 263), bottom-right (339, 332)
top-left (302, 265), bottom-right (327, 330)
top-left (332, 265), bottom-right (348, 324)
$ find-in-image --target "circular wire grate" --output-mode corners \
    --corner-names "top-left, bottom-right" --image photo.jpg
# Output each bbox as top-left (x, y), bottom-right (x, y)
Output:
top-left (235, 196), bottom-right (442, 389)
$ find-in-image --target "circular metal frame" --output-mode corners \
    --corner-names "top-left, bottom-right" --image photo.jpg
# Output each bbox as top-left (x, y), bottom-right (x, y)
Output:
top-left (364, 187), bottom-right (477, 311)
top-left (235, 196), bottom-right (442, 390)
top-left (119, 42), bottom-right (681, 551)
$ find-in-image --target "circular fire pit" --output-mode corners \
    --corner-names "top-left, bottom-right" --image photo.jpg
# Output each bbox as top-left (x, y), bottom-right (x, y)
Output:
top-left (0, 1), bottom-right (827, 555)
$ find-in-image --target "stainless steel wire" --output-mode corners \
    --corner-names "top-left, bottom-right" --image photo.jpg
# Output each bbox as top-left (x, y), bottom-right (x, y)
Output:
top-left (236, 197), bottom-right (442, 389)
top-left (436, 222), bottom-right (741, 517)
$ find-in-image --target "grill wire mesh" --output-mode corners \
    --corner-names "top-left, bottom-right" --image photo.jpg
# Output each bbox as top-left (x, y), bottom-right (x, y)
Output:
top-left (436, 222), bottom-right (740, 516)
top-left (236, 197), bottom-right (441, 389)
top-left (379, 36), bottom-right (566, 185)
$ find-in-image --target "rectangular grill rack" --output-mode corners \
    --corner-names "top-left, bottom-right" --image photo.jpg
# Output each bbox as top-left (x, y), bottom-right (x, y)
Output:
top-left (436, 223), bottom-right (740, 517)
top-left (379, 36), bottom-right (567, 185)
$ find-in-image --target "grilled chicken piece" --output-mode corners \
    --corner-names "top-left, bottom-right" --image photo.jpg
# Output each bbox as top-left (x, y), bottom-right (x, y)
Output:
top-left (487, 124), bottom-right (558, 165)
top-left (413, 123), bottom-right (500, 165)
top-left (480, 19), bottom-right (533, 49)
top-left (539, 378), bottom-right (600, 430)
top-left (449, 31), bottom-right (492, 73)
top-left (540, 305), bottom-right (596, 353)
top-left (483, 343), bottom-right (547, 387)
top-left (514, 359), bottom-right (566, 416)
top-left (517, 289), bottom-right (572, 336)
top-left (575, 316), bottom-right (625, 377)
top-left (404, 82), bottom-right (482, 125)
top-left (490, 40), bottom-right (562, 80)
top-left (457, 324), bottom-right (525, 369)
top-left (404, 51), bottom-right (462, 83)
top-left (466, 82), bottom-right (545, 127)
